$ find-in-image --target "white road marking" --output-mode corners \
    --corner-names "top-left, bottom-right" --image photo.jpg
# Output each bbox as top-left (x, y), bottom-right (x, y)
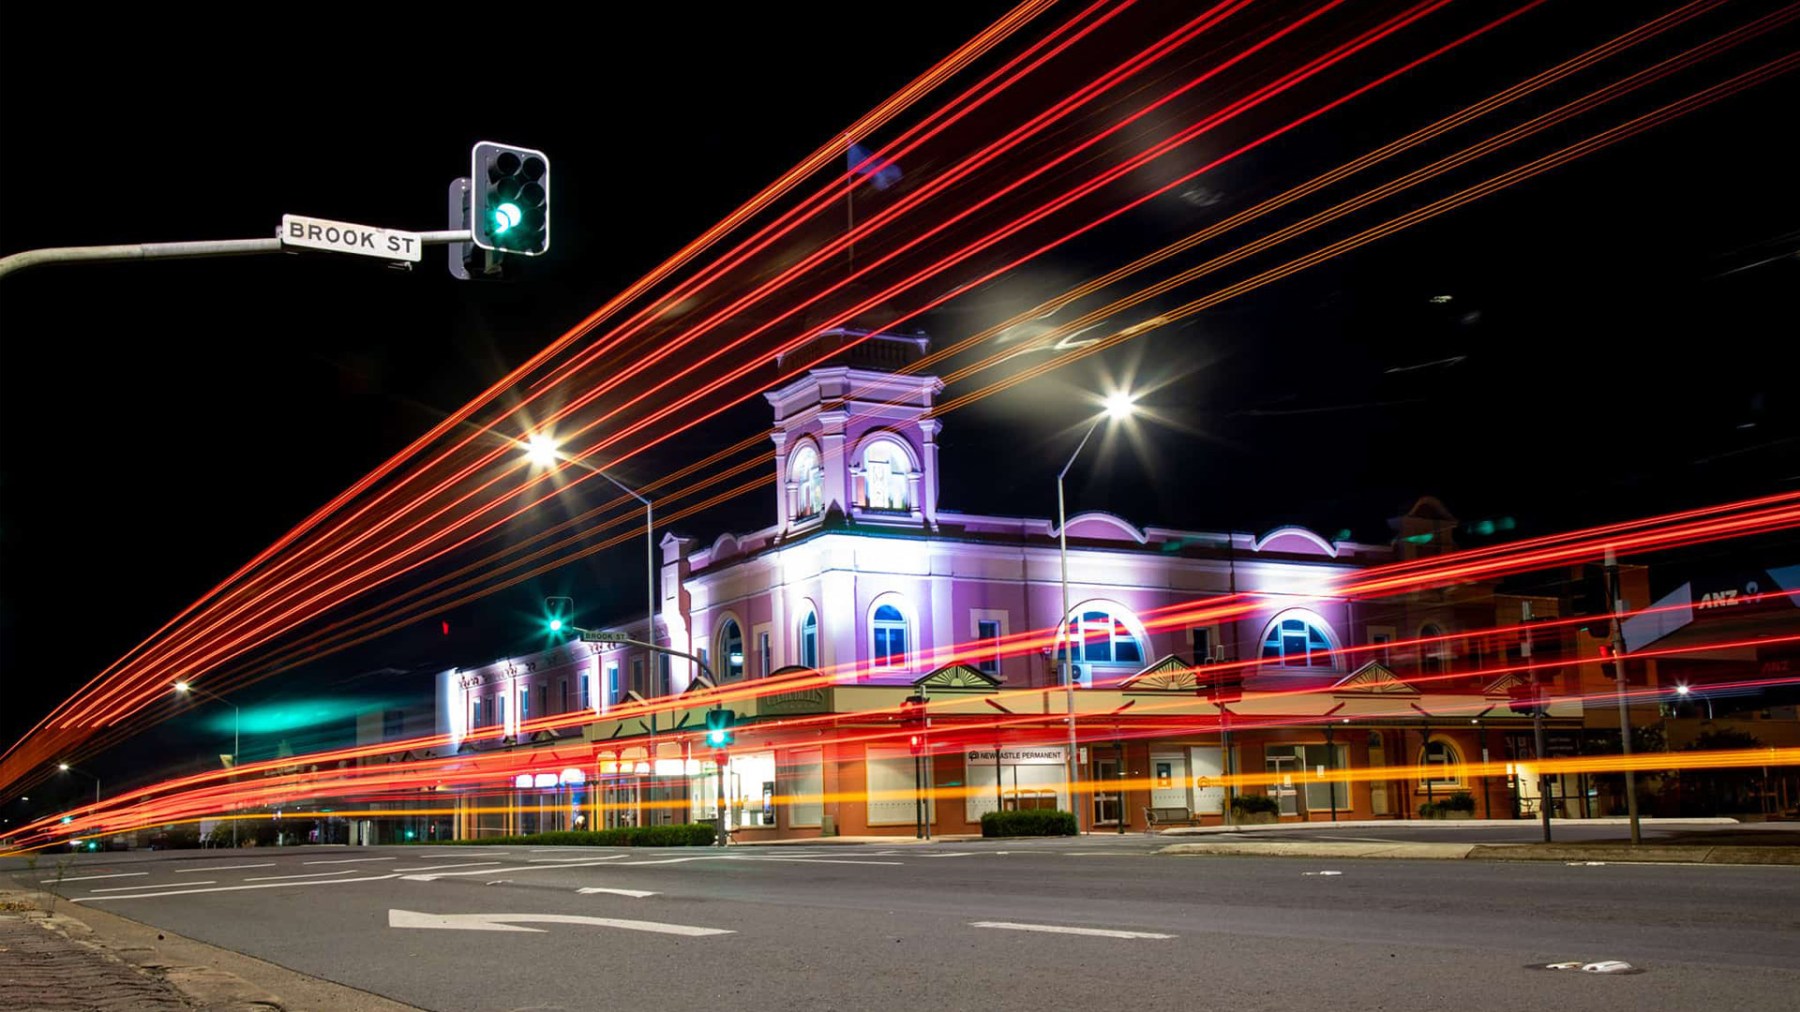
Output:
top-left (243, 870), bottom-right (358, 882)
top-left (304, 856), bottom-right (396, 865)
top-left (47, 872), bottom-right (147, 883)
top-left (971, 921), bottom-right (1175, 940)
top-left (733, 857), bottom-right (903, 866)
top-left (393, 861), bottom-right (503, 873)
top-left (401, 856), bottom-right (626, 881)
top-left (90, 881), bottom-right (214, 892)
top-left (917, 852), bottom-right (977, 858)
top-left (577, 887), bottom-right (659, 898)
top-left (387, 909), bottom-right (731, 936)
top-left (76, 872), bottom-right (402, 902)
top-left (176, 863), bottom-right (275, 873)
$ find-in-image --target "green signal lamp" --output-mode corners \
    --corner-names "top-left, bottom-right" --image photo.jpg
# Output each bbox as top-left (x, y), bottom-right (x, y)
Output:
top-left (491, 202), bottom-right (523, 234)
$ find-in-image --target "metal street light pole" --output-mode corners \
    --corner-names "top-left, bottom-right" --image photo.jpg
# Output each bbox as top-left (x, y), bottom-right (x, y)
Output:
top-left (1603, 553), bottom-right (1642, 845)
top-left (57, 763), bottom-right (100, 807)
top-left (1056, 393), bottom-right (1135, 833)
top-left (175, 681), bottom-right (241, 848)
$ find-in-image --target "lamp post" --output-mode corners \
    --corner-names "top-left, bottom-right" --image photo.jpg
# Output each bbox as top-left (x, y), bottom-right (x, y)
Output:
top-left (57, 763), bottom-right (100, 807)
top-left (1675, 683), bottom-right (1713, 720)
top-left (1057, 391), bottom-right (1136, 833)
top-left (175, 680), bottom-right (240, 848)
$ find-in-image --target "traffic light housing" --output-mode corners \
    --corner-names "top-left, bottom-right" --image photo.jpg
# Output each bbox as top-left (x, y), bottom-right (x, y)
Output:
top-left (1568, 564), bottom-right (1613, 638)
top-left (1508, 681), bottom-right (1543, 716)
top-left (705, 708), bottom-right (736, 747)
top-left (471, 141), bottom-right (549, 256)
top-left (543, 596), bottom-right (573, 636)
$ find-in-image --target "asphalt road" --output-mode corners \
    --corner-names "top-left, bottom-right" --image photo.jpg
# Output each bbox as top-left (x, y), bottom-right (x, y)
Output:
top-left (7, 837), bottom-right (1798, 1011)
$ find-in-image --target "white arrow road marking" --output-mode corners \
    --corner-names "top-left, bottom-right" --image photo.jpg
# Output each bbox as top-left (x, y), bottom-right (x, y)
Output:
top-left (971, 922), bottom-right (1175, 939)
top-left (76, 872), bottom-right (402, 902)
top-left (47, 872), bottom-right (147, 883)
top-left (177, 863), bottom-right (275, 873)
top-left (387, 909), bottom-right (731, 936)
top-left (305, 856), bottom-right (396, 865)
top-left (244, 870), bottom-right (358, 882)
top-left (577, 887), bottom-right (659, 898)
top-left (91, 881), bottom-right (215, 891)
top-left (402, 856), bottom-right (626, 881)
top-left (393, 861), bottom-right (503, 873)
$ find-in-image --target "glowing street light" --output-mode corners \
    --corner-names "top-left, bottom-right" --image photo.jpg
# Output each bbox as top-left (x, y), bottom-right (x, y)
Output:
top-left (175, 680), bottom-right (242, 848)
top-left (57, 762), bottom-right (100, 806)
top-left (1056, 390), bottom-right (1139, 834)
top-left (525, 432), bottom-right (561, 468)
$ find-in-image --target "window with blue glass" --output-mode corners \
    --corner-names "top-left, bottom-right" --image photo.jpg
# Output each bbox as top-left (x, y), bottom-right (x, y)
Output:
top-left (1058, 610), bottom-right (1143, 666)
top-left (800, 610), bottom-right (819, 669)
top-left (1260, 613), bottom-right (1337, 667)
top-left (872, 604), bottom-right (908, 668)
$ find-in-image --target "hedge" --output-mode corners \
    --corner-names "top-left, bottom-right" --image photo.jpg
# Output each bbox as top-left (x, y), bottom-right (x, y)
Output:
top-left (1229, 794), bottom-right (1280, 816)
top-left (453, 825), bottom-right (718, 847)
top-left (981, 809), bottom-right (1078, 837)
top-left (1419, 791), bottom-right (1477, 818)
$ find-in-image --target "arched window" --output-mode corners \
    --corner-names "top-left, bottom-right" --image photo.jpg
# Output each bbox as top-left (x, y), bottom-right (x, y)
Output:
top-left (871, 603), bottom-right (908, 669)
top-left (716, 619), bottom-right (744, 681)
top-left (1058, 609), bottom-right (1144, 668)
top-left (1259, 612), bottom-right (1337, 668)
top-left (791, 445), bottom-right (824, 519)
top-left (1419, 623), bottom-right (1451, 675)
top-left (1419, 738), bottom-right (1462, 788)
top-left (799, 610), bottom-right (819, 669)
top-left (861, 439), bottom-right (911, 511)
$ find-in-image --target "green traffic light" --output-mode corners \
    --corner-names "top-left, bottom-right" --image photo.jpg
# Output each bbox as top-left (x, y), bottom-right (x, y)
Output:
top-left (491, 202), bottom-right (523, 235)
top-left (549, 618), bottom-right (563, 633)
top-left (708, 730), bottom-right (727, 746)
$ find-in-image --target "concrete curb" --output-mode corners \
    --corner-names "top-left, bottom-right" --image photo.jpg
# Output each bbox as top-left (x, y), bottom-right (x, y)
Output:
top-left (1, 888), bottom-right (424, 1011)
top-left (1159, 841), bottom-right (1800, 865)
top-left (1157, 817), bottom-right (1741, 837)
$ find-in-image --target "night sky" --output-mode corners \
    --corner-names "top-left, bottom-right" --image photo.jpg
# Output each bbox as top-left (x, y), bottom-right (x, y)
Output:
top-left (4, 3), bottom-right (1798, 803)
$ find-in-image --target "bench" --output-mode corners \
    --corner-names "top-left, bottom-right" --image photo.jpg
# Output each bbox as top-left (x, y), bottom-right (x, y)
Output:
top-left (1144, 806), bottom-right (1201, 832)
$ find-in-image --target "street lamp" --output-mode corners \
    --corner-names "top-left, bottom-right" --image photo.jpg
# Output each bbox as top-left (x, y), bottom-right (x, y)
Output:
top-left (175, 680), bottom-right (241, 848)
top-left (57, 763), bottom-right (100, 807)
top-left (1057, 390), bottom-right (1137, 833)
top-left (1675, 682), bottom-right (1714, 720)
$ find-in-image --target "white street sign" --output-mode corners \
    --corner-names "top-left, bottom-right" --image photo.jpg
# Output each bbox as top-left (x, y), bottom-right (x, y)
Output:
top-left (387, 909), bottom-right (731, 936)
top-left (280, 214), bottom-right (422, 262)
top-left (581, 630), bottom-right (630, 644)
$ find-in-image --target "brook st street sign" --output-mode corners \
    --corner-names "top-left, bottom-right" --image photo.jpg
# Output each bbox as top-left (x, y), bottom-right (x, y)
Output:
top-left (280, 214), bottom-right (423, 262)
top-left (581, 630), bottom-right (631, 644)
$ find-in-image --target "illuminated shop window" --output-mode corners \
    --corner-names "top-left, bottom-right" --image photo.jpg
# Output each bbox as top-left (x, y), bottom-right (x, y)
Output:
top-left (872, 604), bottom-right (908, 669)
top-left (1259, 612), bottom-right (1338, 668)
top-left (861, 439), bottom-right (912, 511)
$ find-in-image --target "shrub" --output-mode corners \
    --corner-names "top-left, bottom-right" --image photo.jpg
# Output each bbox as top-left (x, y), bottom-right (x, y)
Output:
top-left (981, 809), bottom-right (1078, 837)
top-left (453, 825), bottom-right (718, 847)
top-left (1442, 791), bottom-right (1476, 813)
top-left (1230, 794), bottom-right (1280, 816)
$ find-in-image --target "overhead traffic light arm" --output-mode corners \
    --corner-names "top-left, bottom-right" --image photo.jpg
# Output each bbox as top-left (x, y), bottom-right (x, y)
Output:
top-left (0, 229), bottom-right (477, 280)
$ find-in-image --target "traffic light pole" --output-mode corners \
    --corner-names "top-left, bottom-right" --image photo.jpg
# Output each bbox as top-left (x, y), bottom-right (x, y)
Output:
top-left (0, 230), bottom-right (473, 280)
top-left (1604, 556), bottom-right (1643, 845)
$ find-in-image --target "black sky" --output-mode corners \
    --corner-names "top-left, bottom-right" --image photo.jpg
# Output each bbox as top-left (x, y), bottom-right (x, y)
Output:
top-left (5, 3), bottom-right (1799, 799)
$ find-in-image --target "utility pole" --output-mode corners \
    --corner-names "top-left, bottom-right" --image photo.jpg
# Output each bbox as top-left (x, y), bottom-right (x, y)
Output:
top-left (1604, 550), bottom-right (1643, 845)
top-left (1523, 601), bottom-right (1552, 843)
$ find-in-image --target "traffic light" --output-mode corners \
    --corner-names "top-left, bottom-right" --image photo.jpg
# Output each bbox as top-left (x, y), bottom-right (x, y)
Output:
top-left (705, 708), bottom-right (736, 747)
top-left (899, 694), bottom-right (927, 728)
top-left (1508, 681), bottom-right (1543, 716)
top-left (471, 141), bottom-right (549, 256)
top-left (544, 596), bottom-right (573, 636)
top-left (1568, 565), bottom-right (1613, 638)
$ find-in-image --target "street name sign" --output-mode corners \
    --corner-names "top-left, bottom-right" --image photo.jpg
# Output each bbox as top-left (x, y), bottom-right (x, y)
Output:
top-left (581, 630), bottom-right (630, 644)
top-left (280, 214), bottom-right (422, 262)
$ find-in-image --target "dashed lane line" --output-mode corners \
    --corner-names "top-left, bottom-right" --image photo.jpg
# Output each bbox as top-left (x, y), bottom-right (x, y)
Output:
top-left (971, 921), bottom-right (1175, 940)
top-left (176, 863), bottom-right (275, 873)
top-left (76, 872), bottom-right (403, 903)
top-left (304, 856), bottom-right (397, 865)
top-left (243, 870), bottom-right (359, 882)
top-left (393, 861), bottom-right (504, 873)
top-left (46, 873), bottom-right (147, 883)
top-left (90, 881), bottom-right (215, 892)
top-left (402, 856), bottom-right (627, 881)
top-left (577, 887), bottom-right (659, 898)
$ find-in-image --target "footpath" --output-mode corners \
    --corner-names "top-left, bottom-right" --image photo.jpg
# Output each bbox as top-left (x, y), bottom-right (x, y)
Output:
top-left (0, 888), bottom-right (420, 1012)
top-left (1156, 817), bottom-right (1800, 864)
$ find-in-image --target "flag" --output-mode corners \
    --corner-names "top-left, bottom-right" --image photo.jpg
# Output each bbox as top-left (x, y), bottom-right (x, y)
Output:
top-left (847, 142), bottom-right (902, 191)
